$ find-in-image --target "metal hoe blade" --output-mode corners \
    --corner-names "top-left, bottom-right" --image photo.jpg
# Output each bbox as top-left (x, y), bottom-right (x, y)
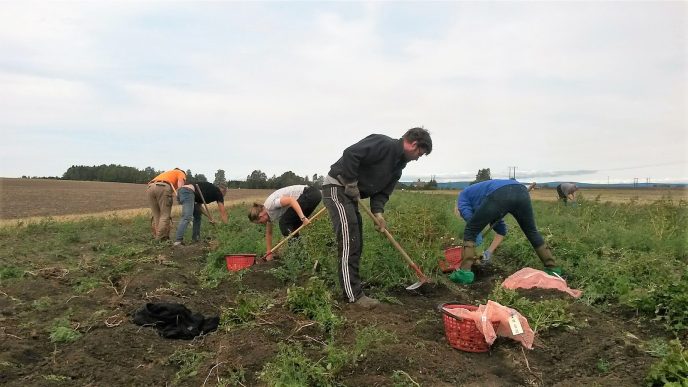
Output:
top-left (406, 281), bottom-right (425, 290)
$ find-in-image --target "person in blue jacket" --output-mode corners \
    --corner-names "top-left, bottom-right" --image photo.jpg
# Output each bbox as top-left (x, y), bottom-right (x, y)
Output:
top-left (450, 179), bottom-right (561, 285)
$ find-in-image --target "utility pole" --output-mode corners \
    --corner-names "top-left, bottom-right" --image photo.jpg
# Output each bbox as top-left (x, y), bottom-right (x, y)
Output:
top-left (633, 178), bottom-right (639, 188)
top-left (508, 166), bottom-right (517, 180)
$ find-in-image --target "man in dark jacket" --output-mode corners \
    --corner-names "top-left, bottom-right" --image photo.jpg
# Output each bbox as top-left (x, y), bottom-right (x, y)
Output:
top-left (322, 127), bottom-right (432, 308)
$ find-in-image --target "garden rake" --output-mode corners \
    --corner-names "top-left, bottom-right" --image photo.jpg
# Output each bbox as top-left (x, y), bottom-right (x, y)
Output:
top-left (360, 203), bottom-right (429, 290)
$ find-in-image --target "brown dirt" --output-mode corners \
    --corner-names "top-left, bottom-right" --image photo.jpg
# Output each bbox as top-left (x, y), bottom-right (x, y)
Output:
top-left (0, 178), bottom-right (272, 221)
top-left (0, 244), bottom-right (658, 386)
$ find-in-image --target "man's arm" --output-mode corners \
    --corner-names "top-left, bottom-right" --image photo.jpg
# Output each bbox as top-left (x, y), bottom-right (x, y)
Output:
top-left (457, 192), bottom-right (473, 221)
top-left (369, 169), bottom-right (401, 214)
top-left (217, 202), bottom-right (228, 223)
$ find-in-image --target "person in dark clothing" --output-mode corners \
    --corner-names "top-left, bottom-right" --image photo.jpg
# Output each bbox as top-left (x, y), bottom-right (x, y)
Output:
top-left (248, 185), bottom-right (322, 260)
top-left (174, 182), bottom-right (228, 246)
top-left (449, 179), bottom-right (562, 285)
top-left (556, 182), bottom-right (579, 205)
top-left (322, 127), bottom-right (432, 308)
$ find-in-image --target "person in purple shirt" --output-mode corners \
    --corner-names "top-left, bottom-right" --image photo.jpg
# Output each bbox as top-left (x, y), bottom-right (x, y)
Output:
top-left (450, 179), bottom-right (561, 284)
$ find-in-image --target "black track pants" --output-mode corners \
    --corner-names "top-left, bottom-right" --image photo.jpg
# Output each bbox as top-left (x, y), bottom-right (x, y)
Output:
top-left (322, 185), bottom-right (363, 302)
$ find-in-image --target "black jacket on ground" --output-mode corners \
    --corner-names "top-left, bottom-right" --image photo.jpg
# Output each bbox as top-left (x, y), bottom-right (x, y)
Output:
top-left (327, 134), bottom-right (407, 214)
top-left (132, 303), bottom-right (219, 340)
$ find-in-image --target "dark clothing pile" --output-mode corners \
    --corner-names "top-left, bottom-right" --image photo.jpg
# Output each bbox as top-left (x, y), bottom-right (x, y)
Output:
top-left (132, 303), bottom-right (219, 340)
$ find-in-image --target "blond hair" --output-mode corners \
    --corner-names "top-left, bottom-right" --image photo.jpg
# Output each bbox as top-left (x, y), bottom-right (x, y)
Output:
top-left (248, 202), bottom-right (264, 222)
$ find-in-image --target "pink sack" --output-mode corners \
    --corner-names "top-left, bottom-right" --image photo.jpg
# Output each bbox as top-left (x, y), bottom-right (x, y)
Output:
top-left (443, 301), bottom-right (535, 349)
top-left (502, 267), bottom-right (582, 298)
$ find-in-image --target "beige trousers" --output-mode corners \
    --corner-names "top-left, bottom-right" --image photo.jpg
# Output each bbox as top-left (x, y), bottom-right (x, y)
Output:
top-left (147, 183), bottom-right (174, 240)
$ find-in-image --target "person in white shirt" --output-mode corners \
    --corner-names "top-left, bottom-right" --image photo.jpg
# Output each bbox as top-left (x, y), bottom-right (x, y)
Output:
top-left (248, 185), bottom-right (321, 260)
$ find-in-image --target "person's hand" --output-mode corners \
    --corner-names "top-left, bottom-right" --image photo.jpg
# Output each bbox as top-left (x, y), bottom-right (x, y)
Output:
top-left (338, 175), bottom-right (360, 201)
top-left (344, 182), bottom-right (360, 201)
top-left (300, 216), bottom-right (310, 226)
top-left (373, 213), bottom-right (386, 232)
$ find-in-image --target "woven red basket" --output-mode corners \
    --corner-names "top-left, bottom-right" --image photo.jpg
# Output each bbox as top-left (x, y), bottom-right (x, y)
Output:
top-left (440, 303), bottom-right (499, 353)
top-left (439, 246), bottom-right (463, 273)
top-left (225, 254), bottom-right (256, 272)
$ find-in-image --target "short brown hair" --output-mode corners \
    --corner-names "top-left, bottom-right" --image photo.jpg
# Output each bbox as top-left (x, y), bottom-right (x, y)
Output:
top-left (403, 127), bottom-right (432, 154)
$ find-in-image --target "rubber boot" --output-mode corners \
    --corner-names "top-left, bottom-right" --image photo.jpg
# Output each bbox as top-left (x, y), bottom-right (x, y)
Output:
top-left (449, 269), bottom-right (475, 284)
top-left (460, 241), bottom-right (477, 270)
top-left (535, 245), bottom-right (561, 275)
top-left (450, 241), bottom-right (477, 285)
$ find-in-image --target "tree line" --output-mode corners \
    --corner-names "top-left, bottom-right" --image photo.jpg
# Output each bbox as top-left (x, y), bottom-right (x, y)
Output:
top-left (36, 164), bottom-right (493, 190)
top-left (57, 164), bottom-right (326, 189)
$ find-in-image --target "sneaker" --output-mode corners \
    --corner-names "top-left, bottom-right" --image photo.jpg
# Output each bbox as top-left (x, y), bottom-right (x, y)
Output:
top-left (173, 241), bottom-right (183, 247)
top-left (449, 269), bottom-right (475, 285)
top-left (353, 295), bottom-right (380, 309)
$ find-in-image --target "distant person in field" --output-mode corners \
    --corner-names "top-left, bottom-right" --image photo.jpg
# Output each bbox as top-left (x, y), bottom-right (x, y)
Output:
top-left (147, 168), bottom-right (186, 241)
top-left (322, 127), bottom-right (432, 309)
top-left (174, 182), bottom-right (229, 246)
top-left (449, 179), bottom-right (562, 285)
top-left (556, 182), bottom-right (578, 205)
top-left (248, 185), bottom-right (322, 260)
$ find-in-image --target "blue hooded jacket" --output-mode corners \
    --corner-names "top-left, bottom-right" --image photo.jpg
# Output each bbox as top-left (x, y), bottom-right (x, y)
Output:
top-left (457, 179), bottom-right (522, 235)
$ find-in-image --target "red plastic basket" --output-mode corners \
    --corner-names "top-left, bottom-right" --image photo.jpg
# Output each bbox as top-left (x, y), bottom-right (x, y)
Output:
top-left (439, 246), bottom-right (463, 273)
top-left (225, 254), bottom-right (256, 272)
top-left (440, 303), bottom-right (499, 353)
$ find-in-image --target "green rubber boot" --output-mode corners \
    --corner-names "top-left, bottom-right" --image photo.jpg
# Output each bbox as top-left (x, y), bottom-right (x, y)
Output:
top-left (449, 269), bottom-right (475, 285)
top-left (544, 267), bottom-right (562, 276)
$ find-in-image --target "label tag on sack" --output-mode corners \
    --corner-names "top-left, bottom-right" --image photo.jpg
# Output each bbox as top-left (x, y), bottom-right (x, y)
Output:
top-left (508, 313), bottom-right (524, 335)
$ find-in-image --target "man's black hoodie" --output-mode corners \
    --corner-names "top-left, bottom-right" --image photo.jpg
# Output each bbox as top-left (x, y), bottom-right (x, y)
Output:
top-left (327, 134), bottom-right (407, 214)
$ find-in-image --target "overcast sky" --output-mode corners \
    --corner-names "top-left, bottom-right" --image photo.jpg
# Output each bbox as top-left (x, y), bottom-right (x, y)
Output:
top-left (1, 1), bottom-right (686, 184)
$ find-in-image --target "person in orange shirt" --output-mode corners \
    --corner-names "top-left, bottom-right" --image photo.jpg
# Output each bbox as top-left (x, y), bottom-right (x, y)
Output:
top-left (147, 168), bottom-right (186, 240)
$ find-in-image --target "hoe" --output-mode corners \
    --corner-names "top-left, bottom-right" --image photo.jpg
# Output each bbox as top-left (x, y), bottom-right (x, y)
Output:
top-left (360, 203), bottom-right (429, 290)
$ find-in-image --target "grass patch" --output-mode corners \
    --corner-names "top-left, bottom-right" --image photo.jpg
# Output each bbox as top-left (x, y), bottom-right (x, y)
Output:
top-left (72, 277), bottom-right (102, 293)
top-left (646, 339), bottom-right (688, 386)
top-left (286, 277), bottom-right (344, 333)
top-left (259, 342), bottom-right (333, 386)
top-left (32, 296), bottom-right (53, 311)
top-left (48, 318), bottom-right (81, 343)
top-left (220, 291), bottom-right (273, 330)
top-left (0, 266), bottom-right (24, 282)
top-left (166, 349), bottom-right (211, 384)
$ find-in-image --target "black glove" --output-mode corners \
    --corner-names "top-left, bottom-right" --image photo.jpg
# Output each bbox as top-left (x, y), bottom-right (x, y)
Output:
top-left (338, 175), bottom-right (360, 201)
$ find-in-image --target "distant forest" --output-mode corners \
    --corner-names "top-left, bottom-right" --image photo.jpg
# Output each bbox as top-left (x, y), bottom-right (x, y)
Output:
top-left (46, 164), bottom-right (327, 189)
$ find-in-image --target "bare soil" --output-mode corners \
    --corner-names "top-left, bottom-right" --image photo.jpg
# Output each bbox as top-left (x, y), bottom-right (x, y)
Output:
top-left (0, 243), bottom-right (658, 386)
top-left (0, 178), bottom-right (272, 220)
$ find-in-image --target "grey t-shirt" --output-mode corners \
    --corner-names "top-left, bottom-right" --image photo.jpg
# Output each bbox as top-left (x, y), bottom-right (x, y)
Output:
top-left (559, 183), bottom-right (578, 195)
top-left (263, 185), bottom-right (307, 221)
